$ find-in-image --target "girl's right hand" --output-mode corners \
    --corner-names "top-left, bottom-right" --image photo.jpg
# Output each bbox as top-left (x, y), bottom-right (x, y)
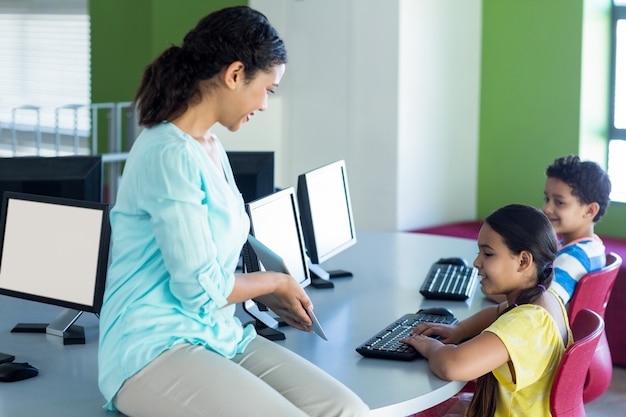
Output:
top-left (410, 322), bottom-right (460, 344)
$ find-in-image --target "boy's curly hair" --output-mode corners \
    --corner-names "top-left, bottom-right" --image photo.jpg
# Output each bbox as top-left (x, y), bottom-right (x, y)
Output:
top-left (546, 155), bottom-right (611, 222)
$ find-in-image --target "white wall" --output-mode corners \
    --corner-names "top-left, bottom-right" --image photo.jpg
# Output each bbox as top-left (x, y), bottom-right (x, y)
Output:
top-left (396, 0), bottom-right (481, 231)
top-left (216, 0), bottom-right (481, 232)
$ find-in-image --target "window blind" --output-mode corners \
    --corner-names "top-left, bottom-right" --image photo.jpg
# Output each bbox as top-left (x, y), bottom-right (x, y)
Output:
top-left (0, 0), bottom-right (91, 153)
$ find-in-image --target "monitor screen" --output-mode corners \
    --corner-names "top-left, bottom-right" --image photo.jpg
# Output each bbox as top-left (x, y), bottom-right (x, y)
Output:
top-left (227, 151), bottom-right (274, 203)
top-left (297, 160), bottom-right (357, 265)
top-left (0, 155), bottom-right (103, 204)
top-left (0, 192), bottom-right (110, 344)
top-left (244, 187), bottom-right (310, 288)
top-left (241, 187), bottom-right (311, 339)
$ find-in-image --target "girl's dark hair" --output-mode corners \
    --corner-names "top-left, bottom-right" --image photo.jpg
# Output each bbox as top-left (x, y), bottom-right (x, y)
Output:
top-left (546, 155), bottom-right (611, 222)
top-left (466, 204), bottom-right (557, 417)
top-left (135, 6), bottom-right (287, 127)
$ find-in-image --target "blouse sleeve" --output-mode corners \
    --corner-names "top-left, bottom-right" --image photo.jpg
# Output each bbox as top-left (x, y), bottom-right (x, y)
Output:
top-left (137, 143), bottom-right (234, 315)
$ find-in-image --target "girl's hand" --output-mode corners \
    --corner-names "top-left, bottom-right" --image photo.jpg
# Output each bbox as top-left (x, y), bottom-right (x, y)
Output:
top-left (410, 322), bottom-right (460, 344)
top-left (399, 333), bottom-right (445, 359)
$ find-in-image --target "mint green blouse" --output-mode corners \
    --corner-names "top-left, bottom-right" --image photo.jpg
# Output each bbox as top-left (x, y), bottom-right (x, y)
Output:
top-left (98, 122), bottom-right (254, 410)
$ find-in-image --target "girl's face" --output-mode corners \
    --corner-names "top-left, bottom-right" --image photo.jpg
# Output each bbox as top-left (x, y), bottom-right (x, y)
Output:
top-left (473, 224), bottom-right (535, 302)
top-left (220, 63), bottom-right (286, 132)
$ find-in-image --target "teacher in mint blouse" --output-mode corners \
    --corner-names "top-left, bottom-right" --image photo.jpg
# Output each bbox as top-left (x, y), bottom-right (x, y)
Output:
top-left (97, 7), bottom-right (368, 417)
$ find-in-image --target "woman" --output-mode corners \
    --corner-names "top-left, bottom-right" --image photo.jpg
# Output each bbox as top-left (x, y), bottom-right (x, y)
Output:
top-left (98, 6), bottom-right (369, 417)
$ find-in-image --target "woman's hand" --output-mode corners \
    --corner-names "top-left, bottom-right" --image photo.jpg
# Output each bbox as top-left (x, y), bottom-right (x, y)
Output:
top-left (254, 272), bottom-right (314, 333)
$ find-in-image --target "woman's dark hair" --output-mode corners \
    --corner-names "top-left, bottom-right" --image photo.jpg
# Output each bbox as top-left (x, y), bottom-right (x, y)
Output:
top-left (546, 155), bottom-right (611, 222)
top-left (135, 6), bottom-right (287, 127)
top-left (466, 204), bottom-right (557, 417)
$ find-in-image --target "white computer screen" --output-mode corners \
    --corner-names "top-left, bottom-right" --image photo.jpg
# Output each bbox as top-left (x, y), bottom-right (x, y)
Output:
top-left (298, 160), bottom-right (356, 264)
top-left (245, 187), bottom-right (310, 288)
top-left (0, 193), bottom-right (108, 309)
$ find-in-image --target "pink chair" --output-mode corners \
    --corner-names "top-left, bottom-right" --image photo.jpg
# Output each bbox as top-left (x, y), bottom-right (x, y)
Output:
top-left (551, 309), bottom-right (604, 417)
top-left (566, 252), bottom-right (622, 403)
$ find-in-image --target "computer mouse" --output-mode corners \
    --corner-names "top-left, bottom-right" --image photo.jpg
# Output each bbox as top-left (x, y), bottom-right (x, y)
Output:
top-left (0, 352), bottom-right (15, 364)
top-left (418, 307), bottom-right (455, 318)
top-left (0, 362), bottom-right (39, 382)
top-left (437, 257), bottom-right (468, 267)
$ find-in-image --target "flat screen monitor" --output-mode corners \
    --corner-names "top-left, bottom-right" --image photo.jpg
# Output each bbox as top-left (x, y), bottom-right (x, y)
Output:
top-left (0, 155), bottom-right (103, 204)
top-left (242, 187), bottom-right (310, 340)
top-left (297, 160), bottom-right (357, 285)
top-left (226, 151), bottom-right (274, 203)
top-left (0, 192), bottom-right (111, 344)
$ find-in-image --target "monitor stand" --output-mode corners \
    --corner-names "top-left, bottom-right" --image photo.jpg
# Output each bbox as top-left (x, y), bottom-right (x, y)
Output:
top-left (309, 264), bottom-right (353, 289)
top-left (242, 300), bottom-right (285, 341)
top-left (10, 308), bottom-right (86, 345)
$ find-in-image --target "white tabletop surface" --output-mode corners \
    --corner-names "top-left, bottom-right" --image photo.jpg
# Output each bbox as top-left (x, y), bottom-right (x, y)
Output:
top-left (0, 231), bottom-right (491, 417)
top-left (272, 231), bottom-right (491, 416)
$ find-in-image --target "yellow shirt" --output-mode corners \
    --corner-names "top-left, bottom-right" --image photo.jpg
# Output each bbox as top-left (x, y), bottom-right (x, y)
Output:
top-left (484, 291), bottom-right (572, 416)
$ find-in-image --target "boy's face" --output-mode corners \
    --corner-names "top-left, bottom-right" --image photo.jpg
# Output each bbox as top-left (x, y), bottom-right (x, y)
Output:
top-left (543, 177), bottom-right (596, 239)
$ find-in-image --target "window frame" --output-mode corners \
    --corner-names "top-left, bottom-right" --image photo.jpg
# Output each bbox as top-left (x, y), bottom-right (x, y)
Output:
top-left (610, 2), bottom-right (626, 140)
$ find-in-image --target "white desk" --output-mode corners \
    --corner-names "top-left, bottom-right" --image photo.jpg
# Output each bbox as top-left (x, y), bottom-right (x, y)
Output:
top-left (0, 299), bottom-right (112, 417)
top-left (0, 232), bottom-right (489, 417)
top-left (274, 231), bottom-right (490, 416)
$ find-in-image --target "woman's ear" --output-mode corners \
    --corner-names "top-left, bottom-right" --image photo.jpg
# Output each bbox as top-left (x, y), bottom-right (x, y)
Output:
top-left (223, 61), bottom-right (245, 90)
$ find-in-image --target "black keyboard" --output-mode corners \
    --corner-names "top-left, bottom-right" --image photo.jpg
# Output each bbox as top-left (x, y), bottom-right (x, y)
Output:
top-left (419, 263), bottom-right (478, 301)
top-left (355, 311), bottom-right (458, 361)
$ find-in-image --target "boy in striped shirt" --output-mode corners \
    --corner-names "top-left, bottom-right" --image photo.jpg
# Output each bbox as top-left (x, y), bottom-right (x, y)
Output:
top-left (543, 155), bottom-right (612, 303)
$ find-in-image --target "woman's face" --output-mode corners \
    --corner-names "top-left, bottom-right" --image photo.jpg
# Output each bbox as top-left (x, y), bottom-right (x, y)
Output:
top-left (220, 63), bottom-right (286, 132)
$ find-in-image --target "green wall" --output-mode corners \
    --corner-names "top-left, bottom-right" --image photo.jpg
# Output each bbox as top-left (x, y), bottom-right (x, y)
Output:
top-left (478, 0), bottom-right (626, 238)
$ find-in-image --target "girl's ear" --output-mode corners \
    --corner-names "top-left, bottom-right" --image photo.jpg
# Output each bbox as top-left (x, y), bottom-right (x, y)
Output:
top-left (518, 250), bottom-right (534, 273)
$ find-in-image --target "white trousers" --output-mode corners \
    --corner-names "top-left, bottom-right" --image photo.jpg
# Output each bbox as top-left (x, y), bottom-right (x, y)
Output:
top-left (115, 337), bottom-right (370, 417)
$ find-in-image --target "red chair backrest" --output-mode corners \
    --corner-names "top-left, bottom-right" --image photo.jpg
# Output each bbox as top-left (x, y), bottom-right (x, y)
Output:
top-left (568, 252), bottom-right (622, 324)
top-left (550, 309), bottom-right (604, 417)
top-left (566, 254), bottom-right (621, 404)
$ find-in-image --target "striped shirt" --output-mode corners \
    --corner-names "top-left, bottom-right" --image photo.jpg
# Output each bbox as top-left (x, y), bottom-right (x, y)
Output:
top-left (551, 236), bottom-right (606, 304)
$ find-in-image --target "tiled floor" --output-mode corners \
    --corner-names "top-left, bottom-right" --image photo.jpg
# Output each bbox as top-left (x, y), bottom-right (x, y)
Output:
top-left (585, 366), bottom-right (626, 417)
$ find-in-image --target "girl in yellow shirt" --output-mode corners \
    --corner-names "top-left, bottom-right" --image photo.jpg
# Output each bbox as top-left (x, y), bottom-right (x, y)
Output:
top-left (403, 204), bottom-right (572, 417)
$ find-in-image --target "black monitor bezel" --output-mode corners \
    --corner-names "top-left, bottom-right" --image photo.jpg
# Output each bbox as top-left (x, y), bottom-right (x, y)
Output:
top-left (226, 151), bottom-right (275, 203)
top-left (0, 192), bottom-right (111, 314)
top-left (0, 155), bottom-right (103, 203)
top-left (297, 159), bottom-right (357, 265)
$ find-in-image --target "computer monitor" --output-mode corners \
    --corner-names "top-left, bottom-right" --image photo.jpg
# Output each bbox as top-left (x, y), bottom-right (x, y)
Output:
top-left (0, 192), bottom-right (111, 345)
top-left (0, 155), bottom-right (103, 204)
top-left (297, 160), bottom-right (357, 286)
top-left (242, 187), bottom-right (310, 340)
top-left (226, 151), bottom-right (274, 203)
